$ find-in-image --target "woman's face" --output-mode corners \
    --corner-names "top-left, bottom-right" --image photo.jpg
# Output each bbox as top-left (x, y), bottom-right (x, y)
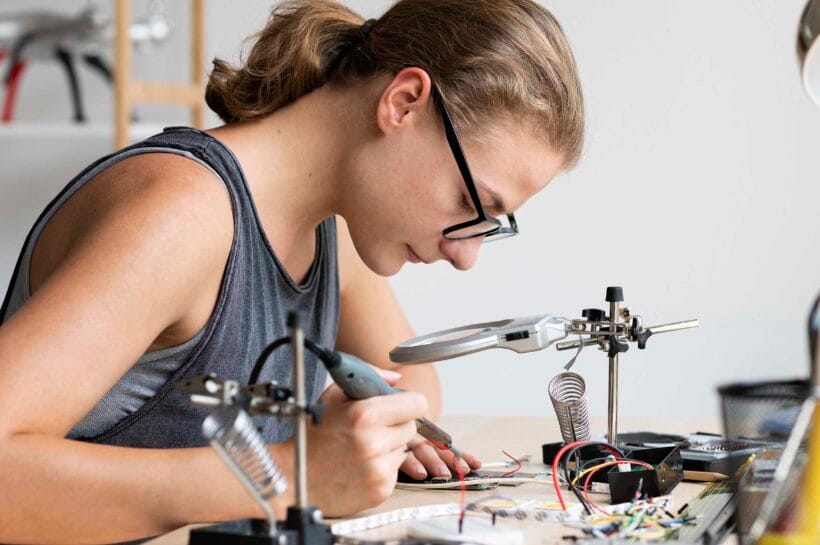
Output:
top-left (342, 85), bottom-right (566, 277)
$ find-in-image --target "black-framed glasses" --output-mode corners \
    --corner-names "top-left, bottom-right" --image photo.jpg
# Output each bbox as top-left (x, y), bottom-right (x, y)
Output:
top-left (432, 86), bottom-right (519, 243)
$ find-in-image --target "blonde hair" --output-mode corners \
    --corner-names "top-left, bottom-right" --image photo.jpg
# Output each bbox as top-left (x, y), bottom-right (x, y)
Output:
top-left (206, 0), bottom-right (584, 167)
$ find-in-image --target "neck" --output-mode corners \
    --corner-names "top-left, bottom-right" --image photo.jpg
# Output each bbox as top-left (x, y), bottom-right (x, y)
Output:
top-left (208, 85), bottom-right (363, 245)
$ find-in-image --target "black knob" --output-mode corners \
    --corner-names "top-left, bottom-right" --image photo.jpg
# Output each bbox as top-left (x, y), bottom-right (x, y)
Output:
top-left (637, 329), bottom-right (653, 349)
top-left (582, 308), bottom-right (606, 322)
top-left (606, 286), bottom-right (624, 303)
top-left (607, 336), bottom-right (629, 357)
top-left (630, 317), bottom-right (641, 338)
top-left (287, 310), bottom-right (306, 329)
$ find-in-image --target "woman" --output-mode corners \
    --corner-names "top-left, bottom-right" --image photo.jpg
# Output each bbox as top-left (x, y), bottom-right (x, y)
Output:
top-left (0, 0), bottom-right (583, 543)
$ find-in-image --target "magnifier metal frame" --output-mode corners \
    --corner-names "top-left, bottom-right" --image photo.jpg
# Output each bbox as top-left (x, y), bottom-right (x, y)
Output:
top-left (389, 315), bottom-right (571, 364)
top-left (799, 0), bottom-right (820, 106)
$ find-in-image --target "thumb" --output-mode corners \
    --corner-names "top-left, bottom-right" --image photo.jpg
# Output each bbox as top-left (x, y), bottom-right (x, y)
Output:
top-left (375, 367), bottom-right (402, 386)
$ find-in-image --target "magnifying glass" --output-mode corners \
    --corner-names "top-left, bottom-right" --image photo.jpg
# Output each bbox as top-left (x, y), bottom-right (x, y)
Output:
top-left (389, 314), bottom-right (572, 364)
top-left (799, 0), bottom-right (820, 106)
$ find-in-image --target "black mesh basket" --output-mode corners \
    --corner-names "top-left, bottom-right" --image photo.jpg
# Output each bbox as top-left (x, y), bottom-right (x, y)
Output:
top-left (718, 379), bottom-right (811, 441)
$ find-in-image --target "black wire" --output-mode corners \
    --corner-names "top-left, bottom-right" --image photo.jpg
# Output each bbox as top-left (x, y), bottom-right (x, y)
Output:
top-left (247, 336), bottom-right (338, 385)
top-left (562, 442), bottom-right (623, 490)
top-left (561, 442), bottom-right (625, 515)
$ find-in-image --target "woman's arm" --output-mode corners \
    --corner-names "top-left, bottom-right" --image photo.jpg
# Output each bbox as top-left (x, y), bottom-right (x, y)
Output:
top-left (334, 218), bottom-right (441, 417)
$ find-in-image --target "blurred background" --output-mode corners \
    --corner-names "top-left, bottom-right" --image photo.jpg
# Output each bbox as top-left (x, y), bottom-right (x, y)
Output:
top-left (1, 0), bottom-right (818, 423)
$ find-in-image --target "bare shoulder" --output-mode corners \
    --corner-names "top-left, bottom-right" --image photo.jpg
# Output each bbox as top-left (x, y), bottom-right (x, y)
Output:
top-left (81, 151), bottom-right (231, 223)
top-left (32, 151), bottom-right (234, 294)
top-left (0, 153), bottom-right (237, 436)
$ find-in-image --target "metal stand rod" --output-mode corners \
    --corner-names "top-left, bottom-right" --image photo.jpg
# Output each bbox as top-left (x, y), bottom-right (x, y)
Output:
top-left (607, 299), bottom-right (620, 446)
top-left (290, 314), bottom-right (308, 509)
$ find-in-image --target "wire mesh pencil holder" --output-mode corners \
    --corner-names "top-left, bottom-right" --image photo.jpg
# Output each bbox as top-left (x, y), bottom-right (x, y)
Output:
top-left (718, 379), bottom-right (811, 544)
top-left (718, 379), bottom-right (810, 441)
top-left (743, 399), bottom-right (816, 545)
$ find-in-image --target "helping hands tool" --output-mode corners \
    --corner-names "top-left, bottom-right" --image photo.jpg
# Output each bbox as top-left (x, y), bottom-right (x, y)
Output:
top-left (390, 286), bottom-right (699, 446)
top-left (182, 352), bottom-right (454, 452)
top-left (176, 312), bottom-right (334, 545)
top-left (175, 312), bottom-right (462, 544)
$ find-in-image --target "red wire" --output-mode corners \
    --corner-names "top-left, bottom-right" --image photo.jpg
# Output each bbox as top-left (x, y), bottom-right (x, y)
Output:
top-left (453, 450), bottom-right (466, 531)
top-left (551, 441), bottom-right (623, 510)
top-left (581, 460), bottom-right (654, 514)
top-left (421, 439), bottom-right (467, 529)
top-left (500, 450), bottom-right (523, 478)
top-left (3, 61), bottom-right (26, 123)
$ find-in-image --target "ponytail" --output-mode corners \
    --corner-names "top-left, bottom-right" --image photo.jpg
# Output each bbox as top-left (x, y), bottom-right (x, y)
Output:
top-left (205, 0), bottom-right (365, 122)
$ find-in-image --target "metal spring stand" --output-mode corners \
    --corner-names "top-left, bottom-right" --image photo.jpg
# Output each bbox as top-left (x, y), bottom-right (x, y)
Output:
top-left (554, 286), bottom-right (699, 446)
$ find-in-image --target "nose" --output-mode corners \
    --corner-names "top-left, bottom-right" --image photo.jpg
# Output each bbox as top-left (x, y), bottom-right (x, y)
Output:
top-left (439, 236), bottom-right (483, 270)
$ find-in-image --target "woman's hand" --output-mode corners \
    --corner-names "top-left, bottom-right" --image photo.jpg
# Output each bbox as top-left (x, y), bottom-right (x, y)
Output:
top-left (400, 436), bottom-right (482, 480)
top-left (374, 369), bottom-right (482, 481)
top-left (304, 371), bottom-right (427, 517)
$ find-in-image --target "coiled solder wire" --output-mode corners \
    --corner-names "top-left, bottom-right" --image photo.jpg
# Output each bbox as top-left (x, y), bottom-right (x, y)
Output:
top-left (548, 371), bottom-right (592, 443)
top-left (203, 407), bottom-right (287, 525)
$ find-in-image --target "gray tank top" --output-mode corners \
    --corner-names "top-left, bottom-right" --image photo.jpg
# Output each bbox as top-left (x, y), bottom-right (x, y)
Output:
top-left (0, 126), bottom-right (340, 447)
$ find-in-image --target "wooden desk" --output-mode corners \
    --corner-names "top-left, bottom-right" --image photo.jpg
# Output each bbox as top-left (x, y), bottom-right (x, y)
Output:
top-left (148, 416), bottom-right (726, 545)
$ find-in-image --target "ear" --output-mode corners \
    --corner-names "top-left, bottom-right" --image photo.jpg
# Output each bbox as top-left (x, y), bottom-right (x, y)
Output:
top-left (374, 67), bottom-right (433, 135)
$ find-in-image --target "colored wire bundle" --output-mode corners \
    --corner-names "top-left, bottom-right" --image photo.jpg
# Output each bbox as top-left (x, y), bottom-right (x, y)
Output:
top-left (552, 441), bottom-right (622, 512)
top-left (564, 498), bottom-right (699, 541)
top-left (579, 460), bottom-right (653, 513)
top-left (551, 440), bottom-right (657, 515)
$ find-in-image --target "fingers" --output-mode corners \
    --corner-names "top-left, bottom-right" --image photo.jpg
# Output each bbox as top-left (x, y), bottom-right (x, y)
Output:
top-left (399, 450), bottom-right (428, 480)
top-left (410, 441), bottom-right (454, 479)
top-left (405, 440), bottom-right (483, 479)
top-left (461, 450), bottom-right (482, 470)
top-left (437, 448), bottom-right (472, 475)
top-left (372, 420), bottom-right (419, 455)
top-left (350, 391), bottom-right (427, 427)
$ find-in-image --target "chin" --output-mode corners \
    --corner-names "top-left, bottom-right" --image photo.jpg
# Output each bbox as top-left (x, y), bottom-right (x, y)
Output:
top-left (359, 249), bottom-right (403, 277)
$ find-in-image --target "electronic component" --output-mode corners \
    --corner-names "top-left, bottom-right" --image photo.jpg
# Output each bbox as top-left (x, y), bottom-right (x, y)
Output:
top-left (397, 470), bottom-right (543, 490)
top-left (605, 446), bottom-right (684, 504)
top-left (406, 517), bottom-right (524, 545)
top-left (615, 431), bottom-right (773, 477)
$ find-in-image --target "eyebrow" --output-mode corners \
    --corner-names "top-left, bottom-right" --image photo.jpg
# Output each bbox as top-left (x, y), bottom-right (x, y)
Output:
top-left (475, 180), bottom-right (507, 215)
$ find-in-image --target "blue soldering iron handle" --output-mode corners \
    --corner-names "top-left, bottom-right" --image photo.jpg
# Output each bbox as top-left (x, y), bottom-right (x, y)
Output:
top-left (329, 352), bottom-right (453, 450)
top-left (329, 352), bottom-right (399, 399)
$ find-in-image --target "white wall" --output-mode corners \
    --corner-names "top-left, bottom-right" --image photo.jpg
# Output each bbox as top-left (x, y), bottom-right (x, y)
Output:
top-left (1, 1), bottom-right (818, 425)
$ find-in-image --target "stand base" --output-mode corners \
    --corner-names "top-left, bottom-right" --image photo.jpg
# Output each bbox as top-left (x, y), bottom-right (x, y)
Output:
top-left (189, 507), bottom-right (333, 545)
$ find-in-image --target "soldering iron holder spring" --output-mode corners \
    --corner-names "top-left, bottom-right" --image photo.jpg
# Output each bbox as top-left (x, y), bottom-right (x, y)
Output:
top-left (203, 406), bottom-right (287, 526)
top-left (548, 371), bottom-right (592, 443)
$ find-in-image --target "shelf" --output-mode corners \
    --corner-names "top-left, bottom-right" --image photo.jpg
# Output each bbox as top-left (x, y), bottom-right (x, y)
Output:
top-left (0, 121), bottom-right (168, 141)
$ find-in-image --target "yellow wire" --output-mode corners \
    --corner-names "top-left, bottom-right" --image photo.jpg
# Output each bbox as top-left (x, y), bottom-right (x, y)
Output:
top-left (572, 460), bottom-right (647, 485)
